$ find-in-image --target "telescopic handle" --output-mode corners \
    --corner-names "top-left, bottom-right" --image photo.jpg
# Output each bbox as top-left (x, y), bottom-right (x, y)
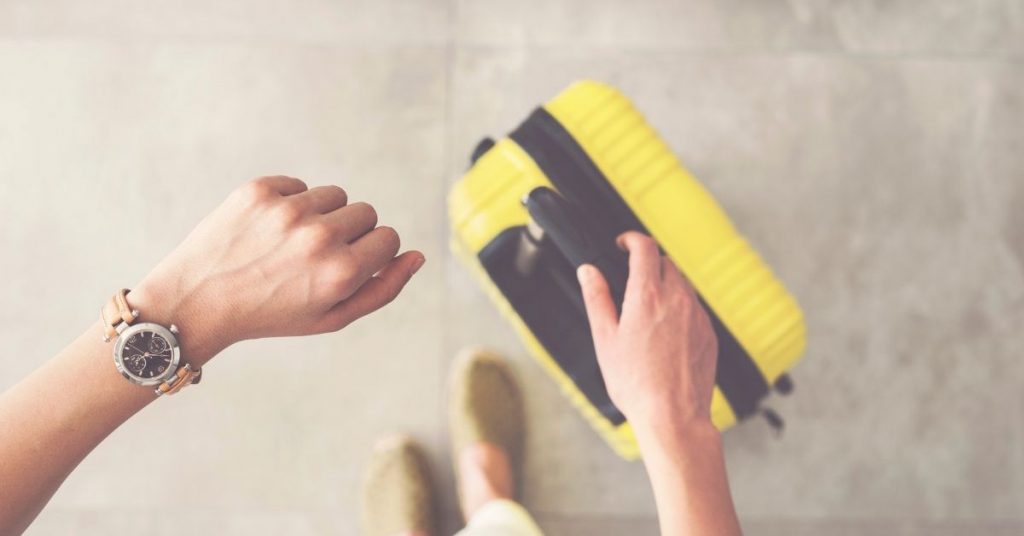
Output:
top-left (524, 186), bottom-right (629, 314)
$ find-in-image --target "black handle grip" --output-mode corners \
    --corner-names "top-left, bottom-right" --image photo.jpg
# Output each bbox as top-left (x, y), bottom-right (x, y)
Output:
top-left (524, 187), bottom-right (629, 313)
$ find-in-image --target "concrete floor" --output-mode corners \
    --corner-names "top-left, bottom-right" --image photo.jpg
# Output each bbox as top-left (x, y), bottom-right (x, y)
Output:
top-left (1, 1), bottom-right (1022, 534)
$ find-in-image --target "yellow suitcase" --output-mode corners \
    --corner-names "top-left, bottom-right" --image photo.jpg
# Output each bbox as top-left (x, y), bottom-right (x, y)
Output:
top-left (448, 81), bottom-right (806, 460)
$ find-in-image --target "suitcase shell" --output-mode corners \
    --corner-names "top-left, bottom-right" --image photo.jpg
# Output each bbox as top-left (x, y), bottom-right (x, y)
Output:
top-left (448, 81), bottom-right (806, 459)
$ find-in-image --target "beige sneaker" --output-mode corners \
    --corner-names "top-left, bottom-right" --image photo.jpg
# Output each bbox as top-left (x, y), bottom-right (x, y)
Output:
top-left (448, 347), bottom-right (526, 509)
top-left (361, 435), bottom-right (437, 536)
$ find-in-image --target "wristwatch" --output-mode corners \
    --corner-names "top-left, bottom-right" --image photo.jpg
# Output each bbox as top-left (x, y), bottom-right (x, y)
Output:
top-left (101, 288), bottom-right (202, 396)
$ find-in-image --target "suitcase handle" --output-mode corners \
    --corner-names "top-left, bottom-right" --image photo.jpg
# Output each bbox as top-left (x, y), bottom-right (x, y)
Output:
top-left (523, 187), bottom-right (630, 315)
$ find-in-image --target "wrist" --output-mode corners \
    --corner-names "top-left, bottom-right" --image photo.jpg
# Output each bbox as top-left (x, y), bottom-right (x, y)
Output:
top-left (128, 275), bottom-right (228, 368)
top-left (632, 411), bottom-right (720, 458)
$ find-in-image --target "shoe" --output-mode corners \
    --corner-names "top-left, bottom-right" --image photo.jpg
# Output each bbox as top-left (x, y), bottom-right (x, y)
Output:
top-left (361, 435), bottom-right (437, 536)
top-left (448, 347), bottom-right (525, 512)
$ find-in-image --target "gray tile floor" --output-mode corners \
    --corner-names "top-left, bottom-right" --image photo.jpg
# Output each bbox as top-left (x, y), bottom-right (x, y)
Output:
top-left (0, 1), bottom-right (1021, 535)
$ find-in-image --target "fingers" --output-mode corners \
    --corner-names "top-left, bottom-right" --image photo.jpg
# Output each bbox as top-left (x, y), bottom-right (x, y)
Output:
top-left (617, 231), bottom-right (662, 293)
top-left (325, 202), bottom-right (378, 242)
top-left (348, 226), bottom-right (402, 284)
top-left (256, 175), bottom-right (308, 196)
top-left (577, 264), bottom-right (618, 340)
top-left (295, 185), bottom-right (348, 214)
top-left (320, 251), bottom-right (425, 331)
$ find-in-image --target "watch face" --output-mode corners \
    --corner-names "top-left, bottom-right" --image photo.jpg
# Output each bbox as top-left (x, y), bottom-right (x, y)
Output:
top-left (119, 328), bottom-right (175, 381)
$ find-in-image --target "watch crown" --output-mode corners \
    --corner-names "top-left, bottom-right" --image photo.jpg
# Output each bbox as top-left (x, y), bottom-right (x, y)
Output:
top-left (170, 324), bottom-right (179, 334)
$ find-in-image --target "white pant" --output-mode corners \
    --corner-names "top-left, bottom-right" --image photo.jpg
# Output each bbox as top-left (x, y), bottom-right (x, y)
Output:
top-left (455, 499), bottom-right (544, 536)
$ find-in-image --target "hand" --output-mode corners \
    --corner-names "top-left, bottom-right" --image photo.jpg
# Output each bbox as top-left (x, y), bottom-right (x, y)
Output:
top-left (577, 231), bottom-right (718, 431)
top-left (129, 176), bottom-right (425, 365)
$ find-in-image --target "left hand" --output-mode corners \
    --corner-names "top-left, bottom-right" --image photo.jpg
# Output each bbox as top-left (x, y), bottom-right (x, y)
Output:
top-left (130, 176), bottom-right (425, 365)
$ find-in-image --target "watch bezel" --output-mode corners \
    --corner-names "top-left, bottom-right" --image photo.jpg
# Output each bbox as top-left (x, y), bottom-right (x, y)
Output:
top-left (113, 322), bottom-right (181, 386)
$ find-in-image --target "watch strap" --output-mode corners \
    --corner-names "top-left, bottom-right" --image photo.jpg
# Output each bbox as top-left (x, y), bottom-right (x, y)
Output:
top-left (101, 288), bottom-right (138, 342)
top-left (156, 363), bottom-right (203, 396)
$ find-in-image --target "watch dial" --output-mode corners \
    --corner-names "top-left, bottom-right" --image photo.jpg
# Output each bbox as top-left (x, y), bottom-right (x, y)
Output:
top-left (122, 330), bottom-right (172, 379)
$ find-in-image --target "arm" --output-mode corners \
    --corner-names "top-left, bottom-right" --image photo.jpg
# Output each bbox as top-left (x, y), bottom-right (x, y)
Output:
top-left (577, 231), bottom-right (742, 536)
top-left (0, 176), bottom-right (425, 534)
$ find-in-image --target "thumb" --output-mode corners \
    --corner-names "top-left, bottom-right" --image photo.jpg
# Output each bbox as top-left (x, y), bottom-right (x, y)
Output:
top-left (577, 264), bottom-right (618, 341)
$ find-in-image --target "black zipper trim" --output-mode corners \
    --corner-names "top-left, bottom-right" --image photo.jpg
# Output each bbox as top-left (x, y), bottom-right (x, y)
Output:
top-left (509, 107), bottom-right (769, 421)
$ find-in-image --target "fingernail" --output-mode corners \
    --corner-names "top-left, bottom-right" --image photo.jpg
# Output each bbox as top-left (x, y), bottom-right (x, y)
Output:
top-left (576, 264), bottom-right (594, 284)
top-left (615, 233), bottom-right (628, 250)
top-left (410, 255), bottom-right (426, 275)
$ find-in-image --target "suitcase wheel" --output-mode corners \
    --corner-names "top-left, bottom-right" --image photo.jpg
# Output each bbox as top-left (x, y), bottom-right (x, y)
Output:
top-left (773, 373), bottom-right (794, 395)
top-left (761, 407), bottom-right (785, 436)
top-left (469, 137), bottom-right (496, 166)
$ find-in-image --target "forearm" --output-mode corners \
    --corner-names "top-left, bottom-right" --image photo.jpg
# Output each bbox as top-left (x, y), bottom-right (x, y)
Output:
top-left (0, 321), bottom-right (155, 533)
top-left (635, 418), bottom-right (742, 536)
top-left (0, 281), bottom-right (218, 534)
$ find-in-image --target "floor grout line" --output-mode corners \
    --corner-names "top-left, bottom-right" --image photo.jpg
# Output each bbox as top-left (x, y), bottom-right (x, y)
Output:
top-left (0, 34), bottom-right (1020, 64)
top-left (435, 0), bottom-right (461, 526)
top-left (451, 43), bottom-right (1024, 64)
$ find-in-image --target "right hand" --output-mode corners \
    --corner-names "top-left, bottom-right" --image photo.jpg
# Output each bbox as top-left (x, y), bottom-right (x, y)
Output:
top-left (130, 176), bottom-right (425, 365)
top-left (577, 231), bottom-right (718, 431)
